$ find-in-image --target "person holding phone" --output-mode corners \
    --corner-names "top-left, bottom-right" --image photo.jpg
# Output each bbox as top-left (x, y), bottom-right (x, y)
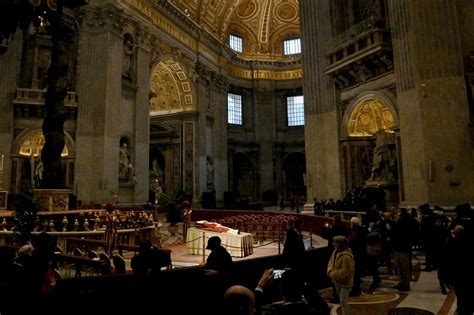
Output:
top-left (254, 268), bottom-right (313, 315)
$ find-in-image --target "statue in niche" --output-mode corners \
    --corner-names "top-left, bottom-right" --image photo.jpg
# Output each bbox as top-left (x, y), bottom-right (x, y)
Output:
top-left (206, 156), bottom-right (215, 188)
top-left (122, 34), bottom-right (135, 80)
top-left (119, 142), bottom-right (135, 184)
top-left (151, 158), bottom-right (163, 179)
top-left (152, 178), bottom-right (163, 204)
top-left (367, 129), bottom-right (397, 183)
top-left (34, 157), bottom-right (44, 188)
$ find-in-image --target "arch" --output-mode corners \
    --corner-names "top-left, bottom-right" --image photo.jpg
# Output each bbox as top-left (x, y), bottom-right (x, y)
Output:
top-left (149, 57), bottom-right (196, 116)
top-left (282, 152), bottom-right (306, 198)
top-left (232, 152), bottom-right (253, 199)
top-left (227, 22), bottom-right (258, 54)
top-left (12, 129), bottom-right (75, 157)
top-left (268, 25), bottom-right (300, 55)
top-left (342, 91), bottom-right (399, 138)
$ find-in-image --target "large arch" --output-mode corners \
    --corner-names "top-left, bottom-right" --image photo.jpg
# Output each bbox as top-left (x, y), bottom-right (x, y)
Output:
top-left (282, 152), bottom-right (306, 199)
top-left (10, 129), bottom-right (76, 193)
top-left (342, 91), bottom-right (399, 138)
top-left (149, 58), bottom-right (196, 116)
top-left (341, 91), bottom-right (400, 198)
top-left (232, 152), bottom-right (253, 200)
top-left (12, 129), bottom-right (75, 158)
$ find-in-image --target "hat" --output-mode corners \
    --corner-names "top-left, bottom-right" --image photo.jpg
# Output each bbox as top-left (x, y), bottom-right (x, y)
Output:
top-left (206, 236), bottom-right (221, 250)
top-left (350, 217), bottom-right (361, 225)
top-left (182, 200), bottom-right (190, 207)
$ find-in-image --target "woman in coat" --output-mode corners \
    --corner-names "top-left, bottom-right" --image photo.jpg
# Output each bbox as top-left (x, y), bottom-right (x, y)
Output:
top-left (327, 235), bottom-right (355, 315)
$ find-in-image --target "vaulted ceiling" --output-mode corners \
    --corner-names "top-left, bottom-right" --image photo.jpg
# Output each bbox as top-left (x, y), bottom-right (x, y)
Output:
top-left (168, 0), bottom-right (300, 59)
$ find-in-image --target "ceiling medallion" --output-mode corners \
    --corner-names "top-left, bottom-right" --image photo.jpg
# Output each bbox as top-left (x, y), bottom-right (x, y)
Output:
top-left (275, 2), bottom-right (297, 22)
top-left (236, 0), bottom-right (258, 19)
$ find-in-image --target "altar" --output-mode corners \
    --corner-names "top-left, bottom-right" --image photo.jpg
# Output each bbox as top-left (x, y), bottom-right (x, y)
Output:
top-left (186, 227), bottom-right (253, 258)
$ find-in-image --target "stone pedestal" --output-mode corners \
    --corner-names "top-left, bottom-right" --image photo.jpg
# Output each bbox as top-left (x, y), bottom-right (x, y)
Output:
top-left (118, 185), bottom-right (134, 204)
top-left (34, 189), bottom-right (72, 211)
top-left (364, 181), bottom-right (399, 209)
top-left (301, 203), bottom-right (315, 215)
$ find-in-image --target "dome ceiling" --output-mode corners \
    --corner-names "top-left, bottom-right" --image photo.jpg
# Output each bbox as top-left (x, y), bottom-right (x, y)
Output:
top-left (168, 0), bottom-right (300, 60)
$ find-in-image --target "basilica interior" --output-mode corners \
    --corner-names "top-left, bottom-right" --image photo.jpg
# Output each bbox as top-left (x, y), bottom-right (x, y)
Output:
top-left (0, 0), bottom-right (473, 209)
top-left (0, 0), bottom-right (473, 314)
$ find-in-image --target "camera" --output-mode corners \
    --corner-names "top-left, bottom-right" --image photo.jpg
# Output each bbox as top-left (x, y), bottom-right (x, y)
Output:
top-left (273, 269), bottom-right (285, 279)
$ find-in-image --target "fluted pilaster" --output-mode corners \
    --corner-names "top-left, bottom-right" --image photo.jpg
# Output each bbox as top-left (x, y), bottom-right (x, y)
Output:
top-left (0, 34), bottom-right (23, 191)
top-left (75, 6), bottom-right (125, 203)
top-left (301, 0), bottom-right (344, 201)
top-left (388, 0), bottom-right (473, 205)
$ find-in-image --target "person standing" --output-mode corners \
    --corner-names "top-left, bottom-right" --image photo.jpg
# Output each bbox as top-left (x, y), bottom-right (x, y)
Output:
top-left (444, 225), bottom-right (474, 315)
top-left (283, 219), bottom-right (305, 272)
top-left (181, 200), bottom-right (192, 240)
top-left (391, 209), bottom-right (414, 291)
top-left (348, 217), bottom-right (367, 296)
top-left (104, 202), bottom-right (118, 256)
top-left (327, 235), bottom-right (355, 315)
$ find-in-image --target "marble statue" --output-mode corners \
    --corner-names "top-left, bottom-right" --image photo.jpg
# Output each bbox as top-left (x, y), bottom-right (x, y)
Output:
top-left (368, 130), bottom-right (397, 183)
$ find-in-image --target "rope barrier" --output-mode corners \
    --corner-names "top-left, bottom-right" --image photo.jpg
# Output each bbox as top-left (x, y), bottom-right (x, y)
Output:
top-left (252, 240), bottom-right (278, 248)
top-left (183, 237), bottom-right (202, 244)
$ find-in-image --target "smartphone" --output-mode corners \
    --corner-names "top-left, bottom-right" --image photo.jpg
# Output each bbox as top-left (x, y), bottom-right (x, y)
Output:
top-left (273, 269), bottom-right (285, 279)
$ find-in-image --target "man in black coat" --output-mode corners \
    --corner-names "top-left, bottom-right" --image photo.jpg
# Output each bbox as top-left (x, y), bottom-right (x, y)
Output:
top-left (204, 236), bottom-right (234, 304)
top-left (283, 219), bottom-right (305, 272)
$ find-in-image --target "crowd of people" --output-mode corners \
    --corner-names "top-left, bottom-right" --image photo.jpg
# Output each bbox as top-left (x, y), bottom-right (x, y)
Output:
top-left (322, 202), bottom-right (474, 315)
top-left (1, 200), bottom-right (473, 315)
top-left (313, 186), bottom-right (387, 215)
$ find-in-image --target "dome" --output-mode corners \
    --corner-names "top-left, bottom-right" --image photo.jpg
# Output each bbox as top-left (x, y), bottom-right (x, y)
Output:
top-left (169, 0), bottom-right (300, 61)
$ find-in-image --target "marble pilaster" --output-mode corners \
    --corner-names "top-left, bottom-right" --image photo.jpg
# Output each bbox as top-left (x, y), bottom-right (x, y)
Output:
top-left (132, 39), bottom-right (152, 203)
top-left (210, 72), bottom-right (229, 203)
top-left (0, 33), bottom-right (23, 193)
top-left (388, 0), bottom-right (474, 205)
top-left (300, 0), bottom-right (344, 201)
top-left (75, 7), bottom-right (127, 204)
top-left (255, 88), bottom-right (276, 195)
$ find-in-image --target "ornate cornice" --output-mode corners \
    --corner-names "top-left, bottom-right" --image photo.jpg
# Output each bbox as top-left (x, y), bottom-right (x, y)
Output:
top-left (81, 1), bottom-right (304, 82)
top-left (152, 0), bottom-right (200, 38)
top-left (136, 24), bottom-right (155, 52)
top-left (211, 72), bottom-right (229, 93)
top-left (78, 4), bottom-right (127, 33)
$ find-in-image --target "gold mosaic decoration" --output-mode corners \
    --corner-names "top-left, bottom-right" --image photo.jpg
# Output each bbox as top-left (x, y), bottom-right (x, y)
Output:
top-left (149, 59), bottom-right (195, 115)
top-left (19, 130), bottom-right (69, 157)
top-left (169, 0), bottom-right (300, 58)
top-left (347, 99), bottom-right (394, 137)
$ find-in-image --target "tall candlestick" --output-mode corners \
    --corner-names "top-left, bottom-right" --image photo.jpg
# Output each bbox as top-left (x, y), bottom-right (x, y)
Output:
top-left (0, 154), bottom-right (3, 171)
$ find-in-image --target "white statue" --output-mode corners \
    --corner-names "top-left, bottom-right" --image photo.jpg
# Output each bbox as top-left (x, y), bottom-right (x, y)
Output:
top-left (368, 130), bottom-right (397, 182)
top-left (119, 143), bottom-right (130, 180)
top-left (206, 157), bottom-right (215, 187)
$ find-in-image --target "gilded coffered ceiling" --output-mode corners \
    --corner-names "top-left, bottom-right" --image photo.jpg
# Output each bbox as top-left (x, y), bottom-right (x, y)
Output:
top-left (168, 0), bottom-right (300, 59)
